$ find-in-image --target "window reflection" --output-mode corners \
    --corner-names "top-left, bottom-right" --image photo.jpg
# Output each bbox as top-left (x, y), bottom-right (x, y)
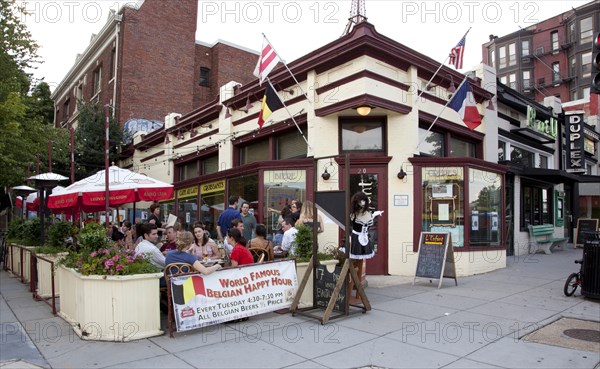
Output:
top-left (468, 169), bottom-right (502, 247)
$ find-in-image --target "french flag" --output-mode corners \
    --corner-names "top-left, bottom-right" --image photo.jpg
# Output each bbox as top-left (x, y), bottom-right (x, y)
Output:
top-left (448, 81), bottom-right (481, 131)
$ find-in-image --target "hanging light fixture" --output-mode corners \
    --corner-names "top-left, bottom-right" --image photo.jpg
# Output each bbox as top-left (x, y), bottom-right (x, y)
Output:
top-left (486, 99), bottom-right (495, 110)
top-left (224, 107), bottom-right (232, 118)
top-left (190, 125), bottom-right (198, 138)
top-left (164, 134), bottom-right (171, 144)
top-left (448, 75), bottom-right (456, 94)
top-left (244, 96), bottom-right (253, 112)
top-left (178, 130), bottom-right (185, 140)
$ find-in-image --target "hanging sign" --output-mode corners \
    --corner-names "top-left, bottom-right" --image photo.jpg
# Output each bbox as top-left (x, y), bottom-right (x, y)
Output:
top-left (565, 112), bottom-right (586, 173)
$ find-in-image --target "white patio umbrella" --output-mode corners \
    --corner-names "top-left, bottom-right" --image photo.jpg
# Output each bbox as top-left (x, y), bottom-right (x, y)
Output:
top-left (48, 166), bottom-right (174, 212)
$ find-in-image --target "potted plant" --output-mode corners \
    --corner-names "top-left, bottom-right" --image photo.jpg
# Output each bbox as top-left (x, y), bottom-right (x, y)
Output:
top-left (58, 222), bottom-right (163, 342)
top-left (34, 221), bottom-right (75, 298)
top-left (293, 224), bottom-right (338, 307)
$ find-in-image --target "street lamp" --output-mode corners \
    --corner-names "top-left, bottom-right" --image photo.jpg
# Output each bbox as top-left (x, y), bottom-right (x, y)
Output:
top-left (28, 173), bottom-right (68, 245)
top-left (11, 185), bottom-right (37, 219)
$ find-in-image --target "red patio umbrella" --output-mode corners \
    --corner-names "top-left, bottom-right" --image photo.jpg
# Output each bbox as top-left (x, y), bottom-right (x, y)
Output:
top-left (47, 166), bottom-right (174, 212)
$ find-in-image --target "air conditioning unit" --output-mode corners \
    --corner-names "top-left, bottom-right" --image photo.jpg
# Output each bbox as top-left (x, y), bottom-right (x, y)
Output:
top-left (534, 46), bottom-right (545, 56)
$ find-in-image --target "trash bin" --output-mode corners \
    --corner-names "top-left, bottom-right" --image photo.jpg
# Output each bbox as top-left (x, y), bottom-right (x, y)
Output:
top-left (581, 231), bottom-right (600, 300)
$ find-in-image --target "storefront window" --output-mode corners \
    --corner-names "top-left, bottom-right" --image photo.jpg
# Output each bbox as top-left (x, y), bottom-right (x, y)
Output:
top-left (177, 186), bottom-right (199, 231)
top-left (263, 169), bottom-right (306, 239)
top-left (422, 167), bottom-right (464, 247)
top-left (199, 180), bottom-right (225, 239)
top-left (229, 173), bottom-right (259, 214)
top-left (468, 169), bottom-right (502, 247)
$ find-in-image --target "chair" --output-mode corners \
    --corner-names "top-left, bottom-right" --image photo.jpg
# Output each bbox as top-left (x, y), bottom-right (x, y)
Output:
top-left (162, 263), bottom-right (194, 338)
top-left (248, 248), bottom-right (268, 263)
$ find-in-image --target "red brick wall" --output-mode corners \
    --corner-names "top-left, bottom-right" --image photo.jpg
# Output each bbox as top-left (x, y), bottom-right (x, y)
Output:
top-left (192, 42), bottom-right (258, 107)
top-left (532, 15), bottom-right (570, 102)
top-left (118, 0), bottom-right (198, 124)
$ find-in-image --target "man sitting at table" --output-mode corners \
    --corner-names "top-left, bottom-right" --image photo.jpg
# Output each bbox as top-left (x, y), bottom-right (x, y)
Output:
top-left (160, 226), bottom-right (177, 255)
top-left (223, 218), bottom-right (244, 255)
top-left (165, 231), bottom-right (222, 275)
top-left (274, 219), bottom-right (298, 256)
top-left (135, 223), bottom-right (165, 269)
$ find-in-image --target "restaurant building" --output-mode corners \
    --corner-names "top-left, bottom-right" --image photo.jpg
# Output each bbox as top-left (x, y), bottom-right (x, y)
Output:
top-left (131, 21), bottom-right (599, 276)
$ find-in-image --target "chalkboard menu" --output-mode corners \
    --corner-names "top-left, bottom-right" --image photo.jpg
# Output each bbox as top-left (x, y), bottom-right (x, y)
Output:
top-left (413, 232), bottom-right (457, 289)
top-left (575, 218), bottom-right (599, 246)
top-left (315, 264), bottom-right (347, 312)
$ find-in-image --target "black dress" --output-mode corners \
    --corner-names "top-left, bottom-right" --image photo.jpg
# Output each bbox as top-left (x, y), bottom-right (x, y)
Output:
top-left (349, 212), bottom-right (375, 259)
top-left (148, 213), bottom-right (163, 238)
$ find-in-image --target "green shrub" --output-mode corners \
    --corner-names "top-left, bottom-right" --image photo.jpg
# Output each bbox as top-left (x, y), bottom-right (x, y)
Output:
top-left (294, 224), bottom-right (313, 261)
top-left (78, 222), bottom-right (109, 252)
top-left (7, 219), bottom-right (27, 241)
top-left (47, 221), bottom-right (73, 248)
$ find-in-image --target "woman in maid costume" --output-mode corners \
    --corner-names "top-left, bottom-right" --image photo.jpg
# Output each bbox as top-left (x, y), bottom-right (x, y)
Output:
top-left (349, 192), bottom-right (384, 260)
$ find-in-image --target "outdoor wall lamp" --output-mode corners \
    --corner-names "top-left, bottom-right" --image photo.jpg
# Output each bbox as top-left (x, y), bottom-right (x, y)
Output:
top-left (243, 96), bottom-right (253, 112)
top-left (224, 107), bottom-right (232, 118)
top-left (321, 168), bottom-right (331, 180)
top-left (397, 166), bottom-right (407, 180)
top-left (355, 105), bottom-right (373, 116)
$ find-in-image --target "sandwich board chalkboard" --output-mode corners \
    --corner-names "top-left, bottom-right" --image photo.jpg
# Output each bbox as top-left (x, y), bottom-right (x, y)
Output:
top-left (413, 232), bottom-right (457, 289)
top-left (315, 264), bottom-right (347, 312)
top-left (575, 218), bottom-right (599, 247)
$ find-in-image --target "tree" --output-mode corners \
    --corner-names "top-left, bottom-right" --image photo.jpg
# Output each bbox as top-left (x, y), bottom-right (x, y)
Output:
top-left (74, 101), bottom-right (123, 179)
top-left (0, 1), bottom-right (70, 187)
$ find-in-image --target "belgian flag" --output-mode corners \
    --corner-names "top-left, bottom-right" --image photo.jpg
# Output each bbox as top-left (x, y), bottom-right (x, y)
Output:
top-left (171, 275), bottom-right (206, 305)
top-left (257, 84), bottom-right (284, 128)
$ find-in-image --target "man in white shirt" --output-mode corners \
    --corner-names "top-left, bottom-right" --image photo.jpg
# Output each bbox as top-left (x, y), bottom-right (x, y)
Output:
top-left (276, 219), bottom-right (298, 256)
top-left (223, 219), bottom-right (244, 255)
top-left (135, 223), bottom-right (165, 269)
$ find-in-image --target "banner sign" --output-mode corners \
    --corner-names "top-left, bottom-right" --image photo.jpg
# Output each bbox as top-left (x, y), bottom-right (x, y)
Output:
top-left (565, 112), bottom-right (586, 173)
top-left (171, 260), bottom-right (298, 332)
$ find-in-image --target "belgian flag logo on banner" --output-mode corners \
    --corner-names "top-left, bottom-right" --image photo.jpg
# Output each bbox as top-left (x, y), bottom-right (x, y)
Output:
top-left (171, 275), bottom-right (206, 305)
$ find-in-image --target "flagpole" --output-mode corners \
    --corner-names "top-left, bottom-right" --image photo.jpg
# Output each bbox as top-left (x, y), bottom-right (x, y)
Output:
top-left (415, 27), bottom-right (471, 104)
top-left (414, 77), bottom-right (469, 153)
top-left (262, 34), bottom-right (312, 104)
top-left (266, 78), bottom-right (312, 151)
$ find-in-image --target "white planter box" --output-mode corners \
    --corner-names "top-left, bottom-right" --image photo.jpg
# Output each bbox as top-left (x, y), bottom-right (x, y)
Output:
top-left (295, 259), bottom-right (338, 308)
top-left (22, 246), bottom-right (35, 283)
top-left (35, 253), bottom-right (68, 298)
top-left (9, 245), bottom-right (35, 282)
top-left (57, 265), bottom-right (163, 341)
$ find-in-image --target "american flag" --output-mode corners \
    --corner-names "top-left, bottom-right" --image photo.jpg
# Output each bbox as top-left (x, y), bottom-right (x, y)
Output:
top-left (253, 36), bottom-right (281, 85)
top-left (449, 29), bottom-right (470, 69)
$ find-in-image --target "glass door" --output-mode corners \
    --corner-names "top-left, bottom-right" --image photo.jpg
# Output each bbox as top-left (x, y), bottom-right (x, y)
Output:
top-left (343, 166), bottom-right (388, 275)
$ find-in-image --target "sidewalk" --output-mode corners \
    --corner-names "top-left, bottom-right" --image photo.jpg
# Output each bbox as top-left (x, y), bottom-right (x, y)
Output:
top-left (1, 246), bottom-right (599, 369)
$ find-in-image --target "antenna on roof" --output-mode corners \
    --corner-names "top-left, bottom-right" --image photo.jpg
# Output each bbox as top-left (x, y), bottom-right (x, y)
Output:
top-left (342, 0), bottom-right (367, 36)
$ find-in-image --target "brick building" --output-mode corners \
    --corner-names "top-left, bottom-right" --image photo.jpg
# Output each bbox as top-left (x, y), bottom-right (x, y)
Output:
top-left (51, 0), bottom-right (258, 134)
top-left (481, 0), bottom-right (599, 105)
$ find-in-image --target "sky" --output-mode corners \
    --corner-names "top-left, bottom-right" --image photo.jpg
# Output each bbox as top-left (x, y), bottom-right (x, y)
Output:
top-left (20, 0), bottom-right (592, 91)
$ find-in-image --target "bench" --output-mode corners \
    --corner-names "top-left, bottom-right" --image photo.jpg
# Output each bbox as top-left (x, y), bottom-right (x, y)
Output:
top-left (528, 224), bottom-right (569, 254)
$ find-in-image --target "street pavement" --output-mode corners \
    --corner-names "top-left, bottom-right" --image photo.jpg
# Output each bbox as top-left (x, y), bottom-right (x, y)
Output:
top-left (1, 245), bottom-right (599, 369)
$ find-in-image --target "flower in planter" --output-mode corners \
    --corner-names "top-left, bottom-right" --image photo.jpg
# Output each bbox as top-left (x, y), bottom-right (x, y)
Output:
top-left (64, 246), bottom-right (160, 276)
